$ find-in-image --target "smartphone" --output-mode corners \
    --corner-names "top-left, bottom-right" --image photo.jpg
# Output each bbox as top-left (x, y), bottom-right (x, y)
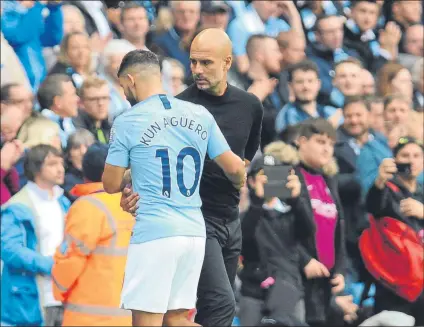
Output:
top-left (263, 164), bottom-right (292, 199)
top-left (396, 162), bottom-right (412, 175)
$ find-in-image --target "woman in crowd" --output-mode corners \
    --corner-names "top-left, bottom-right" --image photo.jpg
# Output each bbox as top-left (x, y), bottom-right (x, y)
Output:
top-left (365, 137), bottom-right (424, 326)
top-left (62, 129), bottom-right (95, 202)
top-left (48, 32), bottom-right (96, 89)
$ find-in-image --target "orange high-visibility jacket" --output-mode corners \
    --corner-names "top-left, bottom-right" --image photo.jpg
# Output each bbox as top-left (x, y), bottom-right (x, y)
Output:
top-left (52, 183), bottom-right (134, 326)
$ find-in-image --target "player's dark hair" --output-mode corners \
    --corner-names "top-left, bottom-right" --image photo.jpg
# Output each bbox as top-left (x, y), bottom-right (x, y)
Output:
top-left (314, 14), bottom-right (341, 32)
top-left (287, 60), bottom-right (320, 82)
top-left (117, 50), bottom-right (160, 78)
top-left (120, 2), bottom-right (146, 23)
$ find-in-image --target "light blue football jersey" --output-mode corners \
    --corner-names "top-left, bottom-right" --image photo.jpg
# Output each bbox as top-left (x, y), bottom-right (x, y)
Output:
top-left (106, 94), bottom-right (230, 244)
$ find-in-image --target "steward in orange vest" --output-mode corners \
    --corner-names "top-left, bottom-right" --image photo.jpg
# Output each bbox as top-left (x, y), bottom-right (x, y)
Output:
top-left (52, 143), bottom-right (134, 326)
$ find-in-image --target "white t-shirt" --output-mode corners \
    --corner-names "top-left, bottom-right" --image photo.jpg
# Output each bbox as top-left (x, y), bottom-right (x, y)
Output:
top-left (27, 182), bottom-right (65, 307)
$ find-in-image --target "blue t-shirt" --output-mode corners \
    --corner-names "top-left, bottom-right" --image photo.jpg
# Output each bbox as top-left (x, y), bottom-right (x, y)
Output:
top-left (106, 94), bottom-right (230, 244)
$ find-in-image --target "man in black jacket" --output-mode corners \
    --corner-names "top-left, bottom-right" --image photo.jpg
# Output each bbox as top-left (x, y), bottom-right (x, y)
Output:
top-left (73, 77), bottom-right (112, 144)
top-left (366, 137), bottom-right (424, 325)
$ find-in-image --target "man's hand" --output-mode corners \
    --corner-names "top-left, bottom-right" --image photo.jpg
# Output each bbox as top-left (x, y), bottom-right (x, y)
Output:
top-left (286, 170), bottom-right (301, 198)
top-left (303, 258), bottom-right (330, 279)
top-left (327, 109), bottom-right (343, 128)
top-left (247, 78), bottom-right (278, 102)
top-left (379, 22), bottom-right (402, 58)
top-left (248, 174), bottom-right (268, 198)
top-left (375, 158), bottom-right (397, 189)
top-left (331, 273), bottom-right (345, 294)
top-left (1, 140), bottom-right (24, 171)
top-left (335, 295), bottom-right (358, 323)
top-left (120, 185), bottom-right (140, 217)
top-left (400, 198), bottom-right (424, 219)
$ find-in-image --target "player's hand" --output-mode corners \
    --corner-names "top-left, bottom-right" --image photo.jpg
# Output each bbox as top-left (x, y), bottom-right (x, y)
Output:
top-left (303, 258), bottom-right (330, 279)
top-left (286, 170), bottom-right (301, 198)
top-left (120, 185), bottom-right (139, 217)
top-left (400, 198), bottom-right (424, 219)
top-left (331, 273), bottom-right (345, 294)
top-left (234, 171), bottom-right (247, 191)
top-left (375, 158), bottom-right (397, 189)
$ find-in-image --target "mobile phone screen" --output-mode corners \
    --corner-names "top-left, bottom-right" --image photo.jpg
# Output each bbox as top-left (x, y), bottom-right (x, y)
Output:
top-left (396, 162), bottom-right (412, 175)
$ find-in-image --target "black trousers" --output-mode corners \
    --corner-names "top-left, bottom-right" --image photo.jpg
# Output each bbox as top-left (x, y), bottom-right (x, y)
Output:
top-left (195, 216), bottom-right (242, 327)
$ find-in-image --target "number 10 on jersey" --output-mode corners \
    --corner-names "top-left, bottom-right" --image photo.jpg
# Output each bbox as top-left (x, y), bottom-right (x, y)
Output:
top-left (156, 147), bottom-right (201, 198)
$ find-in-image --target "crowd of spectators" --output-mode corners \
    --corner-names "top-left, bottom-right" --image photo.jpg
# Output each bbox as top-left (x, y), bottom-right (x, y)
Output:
top-left (1, 0), bottom-right (423, 326)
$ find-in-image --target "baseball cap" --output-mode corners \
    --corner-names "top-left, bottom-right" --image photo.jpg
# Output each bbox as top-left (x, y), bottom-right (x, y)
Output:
top-left (82, 142), bottom-right (109, 183)
top-left (392, 137), bottom-right (424, 157)
top-left (201, 1), bottom-right (230, 14)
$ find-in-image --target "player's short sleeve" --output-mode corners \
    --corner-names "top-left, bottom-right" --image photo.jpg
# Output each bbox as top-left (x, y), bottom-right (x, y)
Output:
top-left (105, 119), bottom-right (130, 168)
top-left (207, 117), bottom-right (230, 160)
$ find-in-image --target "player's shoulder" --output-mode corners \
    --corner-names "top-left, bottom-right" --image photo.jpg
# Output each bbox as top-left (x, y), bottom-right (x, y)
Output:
top-left (175, 83), bottom-right (197, 101)
top-left (170, 96), bottom-right (212, 118)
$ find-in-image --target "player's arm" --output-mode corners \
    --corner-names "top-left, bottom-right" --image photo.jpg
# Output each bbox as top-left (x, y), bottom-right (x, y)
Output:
top-left (103, 164), bottom-right (127, 194)
top-left (214, 152), bottom-right (246, 190)
top-left (102, 121), bottom-right (130, 194)
top-left (207, 117), bottom-right (246, 190)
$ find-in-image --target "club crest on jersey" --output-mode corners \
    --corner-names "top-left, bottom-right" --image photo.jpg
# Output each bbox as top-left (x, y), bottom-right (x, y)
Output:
top-left (109, 127), bottom-right (116, 143)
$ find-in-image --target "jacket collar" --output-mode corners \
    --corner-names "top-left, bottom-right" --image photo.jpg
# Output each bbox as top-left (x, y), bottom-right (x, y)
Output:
top-left (70, 182), bottom-right (104, 197)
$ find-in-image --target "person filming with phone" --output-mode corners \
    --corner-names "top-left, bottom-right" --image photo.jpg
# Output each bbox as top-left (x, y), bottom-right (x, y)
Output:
top-left (363, 136), bottom-right (424, 326)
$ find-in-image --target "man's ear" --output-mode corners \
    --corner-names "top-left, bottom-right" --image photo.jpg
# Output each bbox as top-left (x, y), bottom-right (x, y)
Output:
top-left (225, 55), bottom-right (232, 71)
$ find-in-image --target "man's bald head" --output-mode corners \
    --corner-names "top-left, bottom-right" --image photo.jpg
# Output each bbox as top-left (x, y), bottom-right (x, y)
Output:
top-left (191, 28), bottom-right (232, 57)
top-left (189, 28), bottom-right (233, 95)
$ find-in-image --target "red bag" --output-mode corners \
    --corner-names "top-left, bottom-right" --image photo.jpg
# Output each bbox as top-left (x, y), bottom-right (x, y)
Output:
top-left (359, 183), bottom-right (424, 302)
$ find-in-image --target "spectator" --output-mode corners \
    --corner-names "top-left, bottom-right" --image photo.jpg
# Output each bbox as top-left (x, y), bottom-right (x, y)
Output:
top-left (403, 24), bottom-right (424, 57)
top-left (391, 0), bottom-right (423, 53)
top-left (334, 96), bottom-right (381, 280)
top-left (68, 1), bottom-right (112, 38)
top-left (0, 33), bottom-right (31, 89)
top-left (120, 2), bottom-right (150, 50)
top-left (412, 58), bottom-right (424, 112)
top-left (307, 14), bottom-right (360, 96)
top-left (275, 60), bottom-right (343, 133)
top-left (49, 32), bottom-right (96, 89)
top-left (243, 34), bottom-right (283, 148)
top-left (377, 62), bottom-right (414, 104)
top-left (1, 145), bottom-right (70, 327)
top-left (297, 0), bottom-right (348, 43)
top-left (52, 143), bottom-right (133, 326)
top-left (43, 4), bottom-right (87, 72)
top-left (62, 129), bottom-right (96, 203)
top-left (1, 0), bottom-right (64, 91)
top-left (344, 1), bottom-right (401, 73)
top-left (324, 58), bottom-right (364, 108)
top-left (162, 58), bottom-right (188, 96)
top-left (73, 77), bottom-right (112, 144)
top-left (0, 139), bottom-right (23, 206)
top-left (153, 1), bottom-right (201, 78)
top-left (366, 138), bottom-right (424, 326)
top-left (0, 83), bottom-right (34, 120)
top-left (0, 104), bottom-right (25, 145)
top-left (38, 74), bottom-right (80, 148)
top-left (276, 30), bottom-right (306, 104)
top-left (356, 94), bottom-right (415, 195)
top-left (364, 95), bottom-right (385, 134)
top-left (361, 68), bottom-right (376, 96)
top-left (228, 1), bottom-right (299, 74)
top-left (267, 119), bottom-right (357, 326)
top-left (200, 1), bottom-right (231, 31)
top-left (100, 39), bottom-right (135, 121)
